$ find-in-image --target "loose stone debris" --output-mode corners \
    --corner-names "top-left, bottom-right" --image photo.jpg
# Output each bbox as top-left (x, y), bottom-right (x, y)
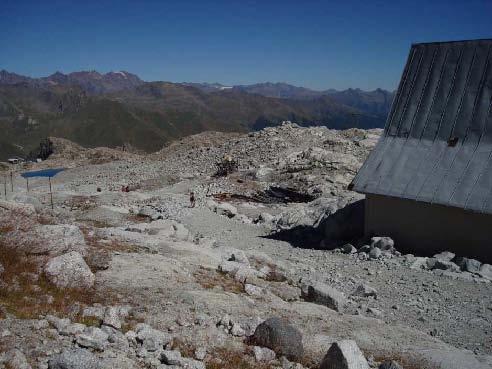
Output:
top-left (0, 123), bottom-right (491, 369)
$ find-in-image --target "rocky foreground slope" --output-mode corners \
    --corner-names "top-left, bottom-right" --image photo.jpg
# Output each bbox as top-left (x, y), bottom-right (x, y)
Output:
top-left (0, 123), bottom-right (491, 369)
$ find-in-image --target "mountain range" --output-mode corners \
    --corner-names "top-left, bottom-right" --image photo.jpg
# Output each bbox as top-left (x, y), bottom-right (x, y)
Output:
top-left (0, 70), bottom-right (394, 160)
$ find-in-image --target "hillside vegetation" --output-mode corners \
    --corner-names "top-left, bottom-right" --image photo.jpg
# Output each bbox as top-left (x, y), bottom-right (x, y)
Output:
top-left (0, 70), bottom-right (392, 160)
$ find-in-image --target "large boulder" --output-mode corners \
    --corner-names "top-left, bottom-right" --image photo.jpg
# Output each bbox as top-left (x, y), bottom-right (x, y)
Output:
top-left (33, 224), bottom-right (87, 256)
top-left (4, 349), bottom-right (32, 369)
top-left (433, 251), bottom-right (456, 262)
top-left (368, 248), bottom-right (382, 260)
top-left (75, 327), bottom-right (109, 351)
top-left (430, 259), bottom-right (460, 273)
top-left (301, 281), bottom-right (347, 311)
top-left (479, 264), bottom-right (492, 280)
top-left (320, 340), bottom-right (369, 369)
top-left (453, 257), bottom-right (481, 273)
top-left (48, 348), bottom-right (99, 369)
top-left (252, 317), bottom-right (304, 361)
top-left (44, 251), bottom-right (95, 289)
top-left (370, 237), bottom-right (394, 251)
top-left (135, 323), bottom-right (172, 352)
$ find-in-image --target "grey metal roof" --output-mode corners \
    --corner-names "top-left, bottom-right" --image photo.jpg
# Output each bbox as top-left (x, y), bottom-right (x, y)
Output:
top-left (352, 39), bottom-right (492, 214)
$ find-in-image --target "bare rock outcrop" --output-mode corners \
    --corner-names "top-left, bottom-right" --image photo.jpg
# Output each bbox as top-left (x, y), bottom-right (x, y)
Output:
top-left (44, 251), bottom-right (95, 289)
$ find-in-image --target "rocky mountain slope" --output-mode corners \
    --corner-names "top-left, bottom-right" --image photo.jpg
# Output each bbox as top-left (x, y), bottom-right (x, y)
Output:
top-left (0, 123), bottom-right (491, 369)
top-left (0, 70), bottom-right (391, 160)
top-left (232, 83), bottom-right (394, 117)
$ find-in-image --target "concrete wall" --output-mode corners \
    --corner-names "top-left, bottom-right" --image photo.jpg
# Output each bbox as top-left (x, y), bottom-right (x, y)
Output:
top-left (365, 194), bottom-right (492, 263)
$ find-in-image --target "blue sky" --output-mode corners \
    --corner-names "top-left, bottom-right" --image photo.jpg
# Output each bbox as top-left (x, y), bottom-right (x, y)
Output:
top-left (0, 0), bottom-right (490, 90)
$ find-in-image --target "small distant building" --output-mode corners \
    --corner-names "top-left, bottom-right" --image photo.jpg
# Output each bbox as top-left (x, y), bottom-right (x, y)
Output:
top-left (351, 39), bottom-right (492, 262)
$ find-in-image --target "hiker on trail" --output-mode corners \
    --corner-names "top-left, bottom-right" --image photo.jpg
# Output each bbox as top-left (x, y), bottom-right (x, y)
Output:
top-left (189, 191), bottom-right (196, 208)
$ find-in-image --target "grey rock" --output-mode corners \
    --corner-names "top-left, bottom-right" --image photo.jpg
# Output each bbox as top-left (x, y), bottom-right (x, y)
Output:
top-left (0, 262), bottom-right (4, 276)
top-left (44, 251), bottom-right (95, 289)
top-left (0, 200), bottom-right (36, 217)
top-left (352, 284), bottom-right (377, 298)
top-left (342, 244), bottom-right (357, 254)
top-left (82, 305), bottom-right (105, 320)
top-left (210, 201), bottom-right (237, 218)
top-left (454, 257), bottom-right (481, 273)
top-left (99, 355), bottom-right (139, 369)
top-left (135, 323), bottom-right (172, 351)
top-left (59, 323), bottom-right (86, 336)
top-left (217, 261), bottom-right (242, 275)
top-left (368, 247), bottom-right (382, 260)
top-left (370, 237), bottom-right (394, 251)
top-left (253, 346), bottom-right (276, 362)
top-left (433, 251), bottom-right (456, 262)
top-left (160, 350), bottom-right (182, 365)
top-left (179, 358), bottom-right (206, 369)
top-left (31, 319), bottom-right (49, 330)
top-left (234, 266), bottom-right (260, 284)
top-left (231, 322), bottom-right (246, 337)
top-left (101, 325), bottom-right (128, 348)
top-left (46, 315), bottom-right (71, 332)
top-left (358, 245), bottom-right (371, 253)
top-left (85, 251), bottom-right (111, 271)
top-left (410, 257), bottom-right (429, 270)
top-left (478, 263), bottom-right (492, 280)
top-left (4, 349), bottom-right (32, 369)
top-left (194, 347), bottom-right (207, 360)
top-left (245, 283), bottom-right (263, 296)
top-left (320, 340), bottom-right (369, 369)
top-left (173, 223), bottom-right (190, 240)
top-left (432, 259), bottom-right (460, 273)
top-left (138, 206), bottom-right (161, 220)
top-left (301, 281), bottom-right (347, 311)
top-left (270, 283), bottom-right (301, 302)
top-left (255, 166), bottom-right (274, 180)
top-left (426, 258), bottom-right (438, 270)
top-left (252, 317), bottom-right (304, 361)
top-left (75, 327), bottom-right (109, 351)
top-left (33, 224), bottom-right (87, 256)
top-left (258, 212), bottom-right (276, 225)
top-left (378, 360), bottom-right (403, 369)
top-left (103, 306), bottom-right (121, 329)
top-left (367, 307), bottom-right (383, 317)
top-left (227, 249), bottom-right (249, 264)
top-left (218, 314), bottom-right (232, 328)
top-left (48, 348), bottom-right (99, 369)
top-left (358, 252), bottom-right (369, 261)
